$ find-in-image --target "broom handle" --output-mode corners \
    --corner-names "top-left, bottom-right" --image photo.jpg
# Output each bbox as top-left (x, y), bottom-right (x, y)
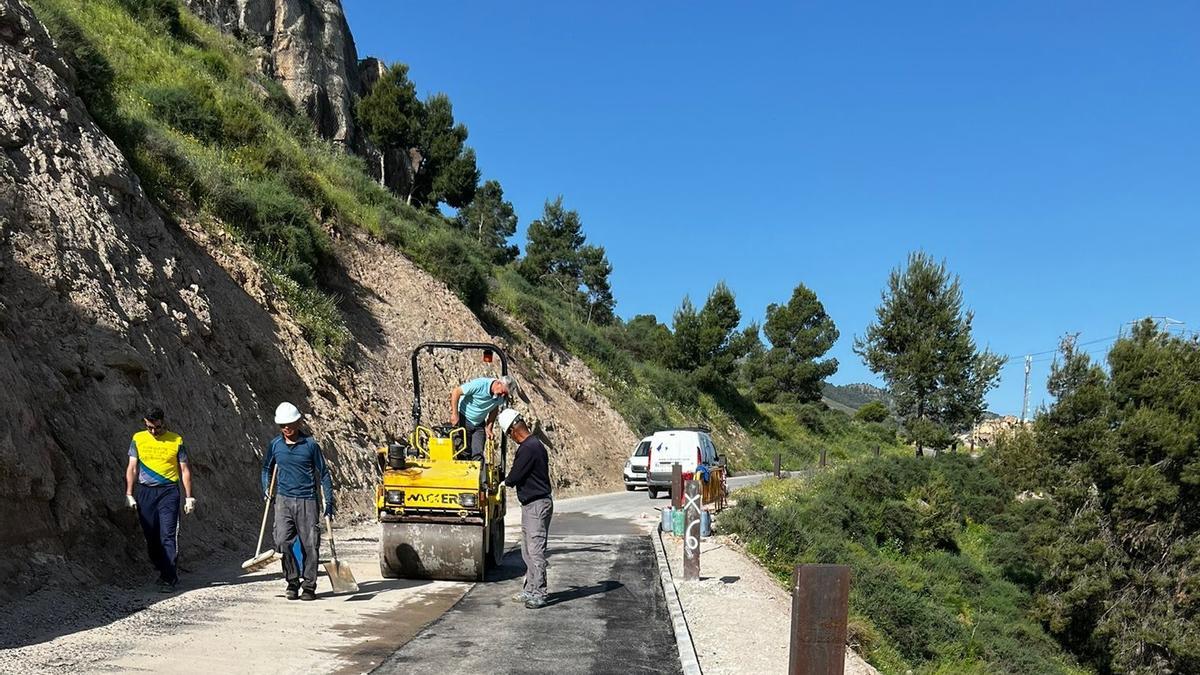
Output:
top-left (254, 466), bottom-right (277, 555)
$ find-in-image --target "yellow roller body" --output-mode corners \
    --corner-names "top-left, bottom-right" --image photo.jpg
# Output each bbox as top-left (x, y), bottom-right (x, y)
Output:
top-left (376, 427), bottom-right (505, 581)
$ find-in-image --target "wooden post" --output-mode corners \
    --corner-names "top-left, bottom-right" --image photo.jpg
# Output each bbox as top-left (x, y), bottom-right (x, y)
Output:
top-left (819, 448), bottom-right (827, 468)
top-left (873, 444), bottom-right (880, 458)
top-left (671, 463), bottom-right (683, 509)
top-left (774, 453), bottom-right (782, 479)
top-left (683, 480), bottom-right (701, 581)
top-left (789, 564), bottom-right (850, 675)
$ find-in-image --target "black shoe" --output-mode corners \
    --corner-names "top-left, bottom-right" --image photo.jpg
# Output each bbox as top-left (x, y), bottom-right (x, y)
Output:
top-left (157, 579), bottom-right (177, 594)
top-left (285, 587), bottom-right (299, 600)
top-left (524, 595), bottom-right (546, 609)
top-left (300, 589), bottom-right (316, 601)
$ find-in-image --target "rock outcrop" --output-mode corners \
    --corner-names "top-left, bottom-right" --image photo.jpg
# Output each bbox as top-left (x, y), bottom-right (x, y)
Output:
top-left (184, 0), bottom-right (361, 147)
top-left (0, 0), bottom-right (635, 598)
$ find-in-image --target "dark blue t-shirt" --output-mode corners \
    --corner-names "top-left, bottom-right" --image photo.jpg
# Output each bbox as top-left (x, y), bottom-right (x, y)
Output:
top-left (261, 433), bottom-right (334, 506)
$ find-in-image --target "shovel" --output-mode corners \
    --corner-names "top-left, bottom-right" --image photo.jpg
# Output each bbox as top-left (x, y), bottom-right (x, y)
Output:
top-left (242, 466), bottom-right (281, 571)
top-left (322, 515), bottom-right (359, 594)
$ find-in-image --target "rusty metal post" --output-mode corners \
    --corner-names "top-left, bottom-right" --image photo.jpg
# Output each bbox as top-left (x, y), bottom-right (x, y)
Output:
top-left (819, 448), bottom-right (827, 468)
top-left (683, 480), bottom-right (701, 581)
top-left (671, 463), bottom-right (683, 509)
top-left (774, 453), bottom-right (781, 478)
top-left (789, 564), bottom-right (850, 675)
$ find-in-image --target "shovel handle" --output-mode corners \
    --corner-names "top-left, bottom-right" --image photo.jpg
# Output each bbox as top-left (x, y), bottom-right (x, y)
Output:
top-left (325, 515), bottom-right (340, 564)
top-left (253, 466), bottom-right (278, 556)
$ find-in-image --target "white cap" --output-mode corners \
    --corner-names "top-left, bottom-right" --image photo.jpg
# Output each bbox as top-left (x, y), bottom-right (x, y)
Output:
top-left (274, 402), bottom-right (302, 425)
top-left (497, 408), bottom-right (522, 435)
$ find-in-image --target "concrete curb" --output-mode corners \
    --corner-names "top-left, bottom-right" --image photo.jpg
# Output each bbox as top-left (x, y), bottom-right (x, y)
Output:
top-left (652, 527), bottom-right (703, 675)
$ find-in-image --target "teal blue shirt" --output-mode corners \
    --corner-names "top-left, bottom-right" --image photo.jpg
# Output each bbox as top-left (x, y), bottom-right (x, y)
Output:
top-left (458, 377), bottom-right (504, 426)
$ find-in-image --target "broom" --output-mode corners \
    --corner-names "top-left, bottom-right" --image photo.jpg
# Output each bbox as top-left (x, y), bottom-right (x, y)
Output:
top-left (241, 466), bottom-right (280, 571)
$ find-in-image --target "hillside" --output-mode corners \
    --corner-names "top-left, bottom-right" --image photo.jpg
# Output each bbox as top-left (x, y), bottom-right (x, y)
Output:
top-left (822, 382), bottom-right (891, 411)
top-left (0, 0), bottom-right (636, 597)
top-left (1, 0), bottom-right (908, 598)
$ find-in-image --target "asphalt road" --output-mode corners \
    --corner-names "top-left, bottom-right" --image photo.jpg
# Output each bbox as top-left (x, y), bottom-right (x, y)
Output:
top-left (375, 474), bottom-right (764, 675)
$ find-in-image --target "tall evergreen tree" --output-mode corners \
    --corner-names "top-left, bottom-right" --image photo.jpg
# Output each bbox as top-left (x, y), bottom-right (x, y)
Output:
top-left (519, 197), bottom-right (614, 323)
top-left (357, 66), bottom-right (478, 207)
top-left (455, 179), bottom-right (518, 263)
top-left (750, 283), bottom-right (839, 403)
top-left (415, 93), bottom-right (478, 208)
top-left (520, 196), bottom-right (584, 291)
top-left (854, 252), bottom-right (1004, 453)
top-left (579, 244), bottom-right (615, 324)
top-left (672, 282), bottom-right (755, 387)
top-left (1029, 324), bottom-right (1200, 673)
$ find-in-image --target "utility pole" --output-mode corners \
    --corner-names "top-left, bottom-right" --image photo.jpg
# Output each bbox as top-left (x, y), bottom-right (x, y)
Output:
top-left (1020, 354), bottom-right (1032, 424)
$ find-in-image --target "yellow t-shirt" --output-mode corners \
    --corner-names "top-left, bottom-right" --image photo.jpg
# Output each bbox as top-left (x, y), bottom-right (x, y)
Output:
top-left (129, 430), bottom-right (187, 485)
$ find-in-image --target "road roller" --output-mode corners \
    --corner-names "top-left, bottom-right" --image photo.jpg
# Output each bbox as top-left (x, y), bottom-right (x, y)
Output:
top-left (375, 342), bottom-right (508, 581)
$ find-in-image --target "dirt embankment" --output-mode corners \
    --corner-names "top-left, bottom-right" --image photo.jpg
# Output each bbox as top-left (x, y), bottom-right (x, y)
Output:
top-left (0, 0), bottom-right (634, 600)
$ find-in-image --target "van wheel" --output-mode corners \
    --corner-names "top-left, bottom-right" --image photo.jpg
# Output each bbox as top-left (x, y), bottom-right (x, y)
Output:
top-left (648, 488), bottom-right (659, 499)
top-left (625, 484), bottom-right (635, 491)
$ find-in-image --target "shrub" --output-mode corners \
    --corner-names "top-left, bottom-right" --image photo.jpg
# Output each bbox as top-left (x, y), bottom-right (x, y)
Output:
top-left (724, 459), bottom-right (1083, 674)
top-left (145, 81), bottom-right (223, 142)
top-left (855, 400), bottom-right (890, 423)
top-left (412, 228), bottom-right (489, 313)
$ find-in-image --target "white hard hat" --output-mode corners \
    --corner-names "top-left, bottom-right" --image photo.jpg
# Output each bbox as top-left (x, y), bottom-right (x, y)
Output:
top-left (497, 408), bottom-right (522, 435)
top-left (274, 402), bottom-right (302, 425)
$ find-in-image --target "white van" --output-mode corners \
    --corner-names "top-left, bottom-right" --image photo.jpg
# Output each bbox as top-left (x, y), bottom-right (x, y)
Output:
top-left (622, 436), bottom-right (652, 491)
top-left (645, 427), bottom-right (720, 499)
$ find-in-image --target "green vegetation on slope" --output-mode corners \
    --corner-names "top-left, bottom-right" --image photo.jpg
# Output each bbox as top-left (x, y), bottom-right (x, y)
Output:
top-left (28, 0), bottom-right (495, 355)
top-left (727, 324), bottom-right (1200, 674)
top-left (724, 458), bottom-right (1086, 674)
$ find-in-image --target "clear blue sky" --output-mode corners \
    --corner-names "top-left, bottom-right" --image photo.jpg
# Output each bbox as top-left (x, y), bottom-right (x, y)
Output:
top-left (344, 1), bottom-right (1200, 416)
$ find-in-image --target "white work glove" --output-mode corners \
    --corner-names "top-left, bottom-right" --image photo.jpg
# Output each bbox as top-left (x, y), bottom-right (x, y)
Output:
top-left (184, 497), bottom-right (196, 514)
top-left (125, 495), bottom-right (137, 509)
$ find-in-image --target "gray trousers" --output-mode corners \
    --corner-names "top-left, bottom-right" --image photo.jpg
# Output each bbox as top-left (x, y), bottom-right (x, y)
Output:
top-left (464, 422), bottom-right (487, 460)
top-left (521, 497), bottom-right (553, 599)
top-left (274, 496), bottom-right (320, 591)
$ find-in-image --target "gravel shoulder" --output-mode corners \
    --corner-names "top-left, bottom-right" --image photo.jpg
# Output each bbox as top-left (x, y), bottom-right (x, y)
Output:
top-left (661, 531), bottom-right (878, 675)
top-left (0, 520), bottom-right (468, 675)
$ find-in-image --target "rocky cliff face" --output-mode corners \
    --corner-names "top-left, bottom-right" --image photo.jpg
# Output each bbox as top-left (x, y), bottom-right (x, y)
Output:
top-left (184, 0), bottom-right (361, 147)
top-left (0, 0), bottom-right (634, 598)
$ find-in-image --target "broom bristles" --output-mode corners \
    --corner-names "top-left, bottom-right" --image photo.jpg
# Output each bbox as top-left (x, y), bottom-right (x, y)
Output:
top-left (241, 550), bottom-right (279, 571)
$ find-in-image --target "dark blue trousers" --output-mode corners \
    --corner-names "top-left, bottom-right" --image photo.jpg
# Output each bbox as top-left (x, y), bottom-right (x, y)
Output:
top-left (135, 483), bottom-right (180, 583)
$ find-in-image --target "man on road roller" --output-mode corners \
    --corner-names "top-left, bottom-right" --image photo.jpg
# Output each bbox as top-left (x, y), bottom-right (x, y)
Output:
top-left (376, 342), bottom-right (512, 581)
top-left (450, 374), bottom-right (518, 460)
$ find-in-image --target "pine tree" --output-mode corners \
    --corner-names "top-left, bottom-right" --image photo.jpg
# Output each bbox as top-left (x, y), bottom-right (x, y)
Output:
top-left (357, 65), bottom-right (478, 207)
top-left (455, 179), bottom-right (518, 263)
top-left (519, 197), bottom-right (614, 323)
top-left (854, 252), bottom-right (1004, 453)
top-left (751, 283), bottom-right (839, 403)
top-left (671, 282), bottom-right (755, 389)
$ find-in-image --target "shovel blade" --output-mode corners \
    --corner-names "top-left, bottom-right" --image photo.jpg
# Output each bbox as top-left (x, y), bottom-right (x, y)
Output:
top-left (324, 560), bottom-right (359, 594)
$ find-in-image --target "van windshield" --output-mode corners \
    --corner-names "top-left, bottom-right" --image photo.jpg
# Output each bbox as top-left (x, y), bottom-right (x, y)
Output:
top-left (634, 441), bottom-right (650, 457)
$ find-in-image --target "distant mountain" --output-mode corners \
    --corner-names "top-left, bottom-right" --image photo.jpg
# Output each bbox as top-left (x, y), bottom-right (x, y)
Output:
top-left (821, 383), bottom-right (891, 411)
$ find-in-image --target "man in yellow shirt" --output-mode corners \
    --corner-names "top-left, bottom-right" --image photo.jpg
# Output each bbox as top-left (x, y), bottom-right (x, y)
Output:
top-left (124, 407), bottom-right (194, 592)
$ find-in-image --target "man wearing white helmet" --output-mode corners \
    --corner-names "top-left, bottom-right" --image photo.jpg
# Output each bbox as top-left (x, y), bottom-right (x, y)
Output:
top-left (497, 408), bottom-right (553, 609)
top-left (261, 402), bottom-right (334, 601)
top-left (450, 374), bottom-right (518, 460)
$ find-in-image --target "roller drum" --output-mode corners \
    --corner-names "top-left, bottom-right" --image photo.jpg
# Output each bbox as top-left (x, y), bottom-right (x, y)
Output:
top-left (380, 522), bottom-right (485, 581)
